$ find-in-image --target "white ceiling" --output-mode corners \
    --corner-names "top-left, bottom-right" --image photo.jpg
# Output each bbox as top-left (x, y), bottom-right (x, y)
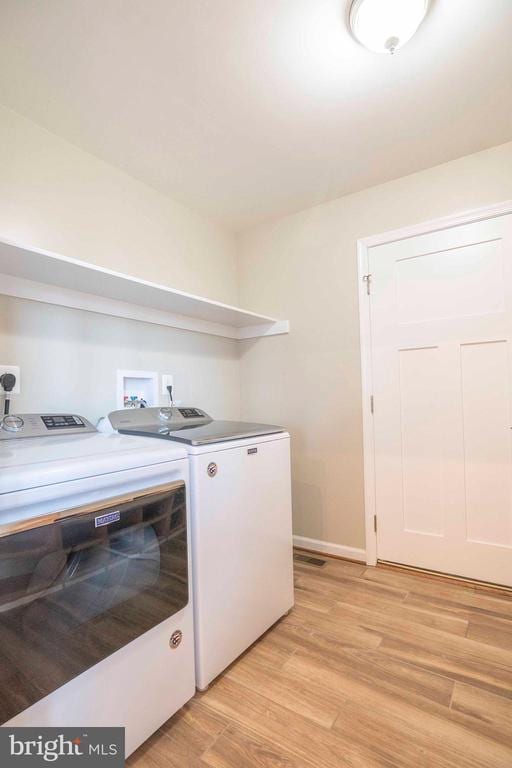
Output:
top-left (0, 0), bottom-right (511, 230)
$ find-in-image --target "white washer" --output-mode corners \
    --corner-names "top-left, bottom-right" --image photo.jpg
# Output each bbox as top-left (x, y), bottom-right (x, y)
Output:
top-left (0, 413), bottom-right (195, 757)
top-left (108, 407), bottom-right (294, 690)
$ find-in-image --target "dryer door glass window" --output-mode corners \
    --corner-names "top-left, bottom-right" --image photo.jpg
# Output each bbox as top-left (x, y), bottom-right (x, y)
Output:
top-left (0, 483), bottom-right (188, 723)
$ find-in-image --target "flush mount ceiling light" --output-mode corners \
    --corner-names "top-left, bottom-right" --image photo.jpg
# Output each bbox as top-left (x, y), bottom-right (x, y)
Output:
top-left (349, 0), bottom-right (429, 55)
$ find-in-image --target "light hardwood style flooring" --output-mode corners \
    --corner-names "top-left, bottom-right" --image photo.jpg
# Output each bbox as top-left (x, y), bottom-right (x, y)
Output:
top-left (128, 552), bottom-right (512, 767)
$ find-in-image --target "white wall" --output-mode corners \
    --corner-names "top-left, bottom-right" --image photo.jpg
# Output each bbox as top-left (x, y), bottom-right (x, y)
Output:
top-left (0, 295), bottom-right (240, 425)
top-left (0, 106), bottom-right (238, 305)
top-left (237, 141), bottom-right (512, 552)
top-left (0, 106), bottom-right (241, 423)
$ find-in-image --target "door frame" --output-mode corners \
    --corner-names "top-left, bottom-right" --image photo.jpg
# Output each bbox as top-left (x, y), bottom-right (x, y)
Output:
top-left (357, 199), bottom-right (512, 566)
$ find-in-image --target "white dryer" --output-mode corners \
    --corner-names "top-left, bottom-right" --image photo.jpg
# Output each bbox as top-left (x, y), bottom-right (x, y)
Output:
top-left (108, 406), bottom-right (294, 690)
top-left (0, 413), bottom-right (195, 756)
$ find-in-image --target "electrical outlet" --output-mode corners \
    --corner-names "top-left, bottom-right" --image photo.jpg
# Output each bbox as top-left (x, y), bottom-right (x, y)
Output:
top-left (0, 365), bottom-right (21, 394)
top-left (161, 374), bottom-right (174, 396)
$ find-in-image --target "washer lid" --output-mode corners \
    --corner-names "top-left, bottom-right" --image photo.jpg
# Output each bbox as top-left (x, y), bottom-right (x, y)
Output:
top-left (0, 432), bottom-right (187, 494)
top-left (119, 420), bottom-right (285, 446)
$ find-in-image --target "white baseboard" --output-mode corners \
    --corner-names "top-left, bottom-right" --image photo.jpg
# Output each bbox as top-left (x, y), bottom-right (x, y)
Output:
top-left (293, 535), bottom-right (367, 563)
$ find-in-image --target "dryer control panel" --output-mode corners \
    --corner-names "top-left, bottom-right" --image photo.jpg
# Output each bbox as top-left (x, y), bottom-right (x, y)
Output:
top-left (0, 413), bottom-right (97, 439)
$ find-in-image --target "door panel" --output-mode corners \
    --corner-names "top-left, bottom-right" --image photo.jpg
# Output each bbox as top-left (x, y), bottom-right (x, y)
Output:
top-left (399, 345), bottom-right (444, 536)
top-left (396, 239), bottom-right (504, 323)
top-left (370, 214), bottom-right (512, 586)
top-left (460, 340), bottom-right (512, 547)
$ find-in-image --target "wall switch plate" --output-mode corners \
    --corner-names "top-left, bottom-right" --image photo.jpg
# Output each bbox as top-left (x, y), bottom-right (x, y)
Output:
top-left (0, 365), bottom-right (21, 394)
top-left (161, 374), bottom-right (174, 395)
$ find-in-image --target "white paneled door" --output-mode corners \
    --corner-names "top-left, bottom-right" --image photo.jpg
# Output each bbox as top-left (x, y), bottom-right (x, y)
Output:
top-left (370, 215), bottom-right (512, 586)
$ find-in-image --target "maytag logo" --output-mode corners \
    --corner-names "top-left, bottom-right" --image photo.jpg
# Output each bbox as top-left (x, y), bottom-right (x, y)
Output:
top-left (95, 511), bottom-right (120, 528)
top-left (0, 728), bottom-right (124, 767)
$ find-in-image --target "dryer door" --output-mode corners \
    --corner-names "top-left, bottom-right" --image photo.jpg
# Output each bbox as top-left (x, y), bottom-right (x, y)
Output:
top-left (0, 482), bottom-right (188, 723)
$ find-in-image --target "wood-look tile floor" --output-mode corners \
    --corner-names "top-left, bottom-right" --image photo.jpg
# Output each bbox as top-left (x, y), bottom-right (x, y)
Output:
top-left (128, 553), bottom-right (512, 768)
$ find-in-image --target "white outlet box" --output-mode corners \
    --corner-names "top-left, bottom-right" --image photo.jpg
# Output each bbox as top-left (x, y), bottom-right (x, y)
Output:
top-left (161, 374), bottom-right (174, 395)
top-left (0, 365), bottom-right (21, 394)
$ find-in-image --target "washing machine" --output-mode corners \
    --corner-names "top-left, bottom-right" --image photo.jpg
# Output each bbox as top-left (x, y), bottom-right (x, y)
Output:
top-left (108, 406), bottom-right (294, 690)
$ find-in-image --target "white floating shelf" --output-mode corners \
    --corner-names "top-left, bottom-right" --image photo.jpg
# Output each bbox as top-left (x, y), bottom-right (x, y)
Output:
top-left (0, 238), bottom-right (289, 340)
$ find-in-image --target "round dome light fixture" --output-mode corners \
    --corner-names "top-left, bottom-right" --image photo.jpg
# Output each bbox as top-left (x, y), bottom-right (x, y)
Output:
top-left (349, 0), bottom-right (429, 55)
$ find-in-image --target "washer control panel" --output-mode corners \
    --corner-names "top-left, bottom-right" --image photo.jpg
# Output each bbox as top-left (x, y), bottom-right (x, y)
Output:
top-left (178, 408), bottom-right (203, 419)
top-left (109, 406), bottom-right (211, 431)
top-left (0, 413), bottom-right (97, 440)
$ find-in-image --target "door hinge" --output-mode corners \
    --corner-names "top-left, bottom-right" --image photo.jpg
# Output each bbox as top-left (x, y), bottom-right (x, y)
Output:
top-left (370, 395), bottom-right (374, 414)
top-left (373, 515), bottom-right (377, 533)
top-left (363, 273), bottom-right (372, 295)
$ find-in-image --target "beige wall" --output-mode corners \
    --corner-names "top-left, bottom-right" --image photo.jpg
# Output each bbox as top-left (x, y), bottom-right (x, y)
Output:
top-left (0, 106), bottom-right (238, 305)
top-left (0, 106), bottom-right (241, 423)
top-left (237, 141), bottom-right (512, 551)
top-left (0, 295), bottom-right (240, 425)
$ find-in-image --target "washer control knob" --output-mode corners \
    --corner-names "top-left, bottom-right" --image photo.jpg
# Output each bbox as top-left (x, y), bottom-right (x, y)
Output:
top-left (159, 407), bottom-right (172, 421)
top-left (1, 415), bottom-right (24, 433)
